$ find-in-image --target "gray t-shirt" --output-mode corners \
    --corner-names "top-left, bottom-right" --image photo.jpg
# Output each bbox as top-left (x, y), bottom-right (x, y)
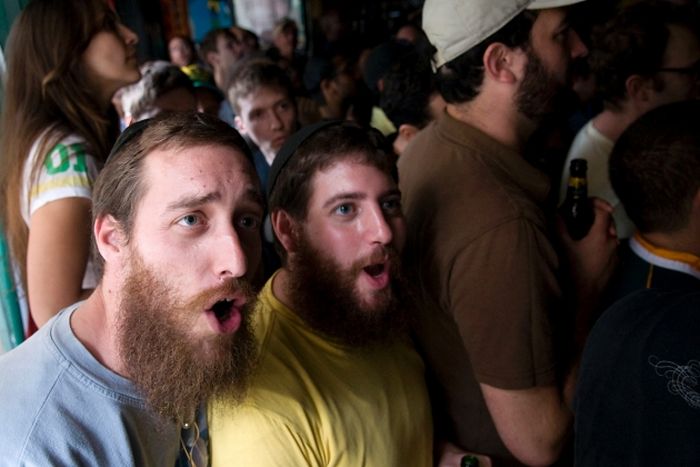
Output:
top-left (0, 304), bottom-right (180, 466)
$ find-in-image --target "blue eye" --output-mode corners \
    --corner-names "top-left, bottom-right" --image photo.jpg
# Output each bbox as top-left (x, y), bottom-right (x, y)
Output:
top-left (382, 197), bottom-right (402, 214)
top-left (334, 204), bottom-right (354, 216)
top-left (178, 214), bottom-right (200, 227)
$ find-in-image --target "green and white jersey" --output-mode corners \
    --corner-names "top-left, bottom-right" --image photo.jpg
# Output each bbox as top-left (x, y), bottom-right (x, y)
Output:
top-left (21, 131), bottom-right (99, 225)
top-left (20, 130), bottom-right (100, 291)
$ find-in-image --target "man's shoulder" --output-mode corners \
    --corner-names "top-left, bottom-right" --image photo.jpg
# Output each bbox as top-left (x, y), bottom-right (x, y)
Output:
top-left (0, 311), bottom-right (177, 466)
top-left (400, 118), bottom-right (544, 223)
top-left (0, 326), bottom-right (66, 462)
top-left (576, 289), bottom-right (700, 465)
top-left (580, 289), bottom-right (700, 401)
top-left (400, 116), bottom-right (483, 177)
top-left (209, 337), bottom-right (432, 467)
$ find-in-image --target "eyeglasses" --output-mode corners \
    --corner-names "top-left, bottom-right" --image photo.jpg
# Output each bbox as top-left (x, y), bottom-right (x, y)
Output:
top-left (657, 58), bottom-right (700, 77)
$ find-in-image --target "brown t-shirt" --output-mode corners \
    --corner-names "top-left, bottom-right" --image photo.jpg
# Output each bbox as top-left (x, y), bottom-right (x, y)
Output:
top-left (398, 113), bottom-right (563, 464)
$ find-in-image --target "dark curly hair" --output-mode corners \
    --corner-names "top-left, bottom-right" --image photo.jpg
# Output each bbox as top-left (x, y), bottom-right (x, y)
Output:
top-left (590, 1), bottom-right (699, 109)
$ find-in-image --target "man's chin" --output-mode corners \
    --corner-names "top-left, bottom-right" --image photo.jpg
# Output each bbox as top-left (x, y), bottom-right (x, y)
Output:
top-left (354, 287), bottom-right (393, 315)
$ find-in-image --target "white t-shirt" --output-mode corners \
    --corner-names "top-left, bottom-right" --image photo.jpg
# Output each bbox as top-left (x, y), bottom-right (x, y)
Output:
top-left (559, 119), bottom-right (635, 239)
top-left (17, 131), bottom-right (100, 326)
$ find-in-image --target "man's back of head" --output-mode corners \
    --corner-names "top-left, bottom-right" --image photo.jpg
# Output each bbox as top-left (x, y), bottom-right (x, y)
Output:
top-left (379, 46), bottom-right (445, 155)
top-left (610, 100), bottom-right (700, 238)
top-left (119, 61), bottom-right (196, 124)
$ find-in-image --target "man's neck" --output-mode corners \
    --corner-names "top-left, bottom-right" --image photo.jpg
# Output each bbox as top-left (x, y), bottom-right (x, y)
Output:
top-left (270, 268), bottom-right (296, 311)
top-left (70, 283), bottom-right (126, 377)
top-left (641, 230), bottom-right (700, 258)
top-left (261, 147), bottom-right (276, 166)
top-left (213, 67), bottom-right (227, 93)
top-left (591, 107), bottom-right (639, 142)
top-left (446, 95), bottom-right (534, 151)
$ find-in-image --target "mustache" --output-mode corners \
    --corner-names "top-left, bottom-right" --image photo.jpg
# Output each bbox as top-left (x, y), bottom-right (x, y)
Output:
top-left (183, 277), bottom-right (257, 313)
top-left (352, 245), bottom-right (401, 272)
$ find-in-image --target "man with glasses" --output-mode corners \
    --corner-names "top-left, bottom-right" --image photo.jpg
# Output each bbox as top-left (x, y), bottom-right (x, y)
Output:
top-left (558, 1), bottom-right (700, 239)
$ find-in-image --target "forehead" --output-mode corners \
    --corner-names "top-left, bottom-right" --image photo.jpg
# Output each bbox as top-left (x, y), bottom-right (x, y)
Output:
top-left (140, 143), bottom-right (258, 204)
top-left (238, 86), bottom-right (290, 111)
top-left (308, 156), bottom-right (395, 201)
top-left (216, 33), bottom-right (236, 48)
top-left (530, 8), bottom-right (567, 42)
top-left (663, 24), bottom-right (700, 66)
top-left (169, 37), bottom-right (187, 48)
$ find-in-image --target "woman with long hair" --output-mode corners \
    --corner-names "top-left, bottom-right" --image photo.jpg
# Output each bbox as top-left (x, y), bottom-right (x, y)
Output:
top-left (0, 0), bottom-right (140, 329)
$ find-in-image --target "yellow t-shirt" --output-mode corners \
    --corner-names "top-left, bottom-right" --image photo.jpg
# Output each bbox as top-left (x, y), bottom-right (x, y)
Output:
top-left (209, 274), bottom-right (433, 466)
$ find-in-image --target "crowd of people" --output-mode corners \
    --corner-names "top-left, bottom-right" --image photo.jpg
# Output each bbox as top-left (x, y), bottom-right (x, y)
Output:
top-left (0, 0), bottom-right (698, 465)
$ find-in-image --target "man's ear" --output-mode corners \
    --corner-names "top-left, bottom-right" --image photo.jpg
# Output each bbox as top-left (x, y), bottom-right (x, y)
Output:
top-left (625, 74), bottom-right (654, 103)
top-left (320, 78), bottom-right (336, 101)
top-left (206, 51), bottom-right (219, 69)
top-left (270, 210), bottom-right (298, 254)
top-left (483, 42), bottom-right (519, 84)
top-left (94, 214), bottom-right (126, 264)
top-left (234, 115), bottom-right (246, 134)
top-left (393, 123), bottom-right (421, 156)
top-left (691, 187), bottom-right (700, 218)
top-left (398, 123), bottom-right (419, 141)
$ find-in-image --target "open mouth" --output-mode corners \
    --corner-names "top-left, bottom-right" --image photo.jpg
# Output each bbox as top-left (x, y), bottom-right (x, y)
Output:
top-left (211, 298), bottom-right (233, 322)
top-left (206, 298), bottom-right (242, 334)
top-left (362, 261), bottom-right (390, 289)
top-left (364, 263), bottom-right (386, 277)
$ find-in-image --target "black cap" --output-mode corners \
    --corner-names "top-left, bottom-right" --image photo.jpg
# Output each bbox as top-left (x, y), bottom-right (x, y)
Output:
top-left (267, 120), bottom-right (344, 199)
top-left (107, 118), bottom-right (152, 162)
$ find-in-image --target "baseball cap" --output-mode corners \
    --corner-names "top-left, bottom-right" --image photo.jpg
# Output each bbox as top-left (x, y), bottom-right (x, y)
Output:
top-left (423, 0), bottom-right (587, 69)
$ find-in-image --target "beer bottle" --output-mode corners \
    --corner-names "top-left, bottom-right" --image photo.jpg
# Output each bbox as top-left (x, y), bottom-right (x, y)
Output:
top-left (460, 455), bottom-right (480, 467)
top-left (561, 158), bottom-right (594, 240)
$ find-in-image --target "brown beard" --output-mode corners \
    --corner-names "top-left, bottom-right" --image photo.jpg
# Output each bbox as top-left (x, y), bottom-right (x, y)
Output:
top-left (285, 231), bottom-right (409, 347)
top-left (117, 253), bottom-right (257, 425)
top-left (516, 48), bottom-right (571, 122)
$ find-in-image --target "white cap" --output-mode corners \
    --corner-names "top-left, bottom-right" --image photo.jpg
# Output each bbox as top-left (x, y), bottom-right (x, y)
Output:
top-left (423, 0), bottom-right (587, 68)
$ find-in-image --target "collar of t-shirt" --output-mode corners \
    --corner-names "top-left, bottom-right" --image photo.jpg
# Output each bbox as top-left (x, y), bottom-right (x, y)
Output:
top-left (436, 112), bottom-right (550, 205)
top-left (631, 232), bottom-right (700, 280)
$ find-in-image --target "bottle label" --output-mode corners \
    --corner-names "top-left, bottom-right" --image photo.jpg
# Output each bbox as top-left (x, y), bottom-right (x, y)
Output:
top-left (568, 176), bottom-right (586, 189)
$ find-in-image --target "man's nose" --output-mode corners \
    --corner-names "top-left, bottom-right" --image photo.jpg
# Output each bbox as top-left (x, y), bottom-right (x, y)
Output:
top-left (569, 29), bottom-right (588, 59)
top-left (213, 228), bottom-right (248, 280)
top-left (364, 205), bottom-right (393, 245)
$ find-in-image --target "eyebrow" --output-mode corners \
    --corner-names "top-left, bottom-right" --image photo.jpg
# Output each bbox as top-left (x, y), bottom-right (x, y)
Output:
top-left (321, 188), bottom-right (401, 209)
top-left (166, 187), bottom-right (264, 212)
top-left (244, 187), bottom-right (265, 209)
top-left (167, 192), bottom-right (221, 211)
top-left (554, 18), bottom-right (571, 36)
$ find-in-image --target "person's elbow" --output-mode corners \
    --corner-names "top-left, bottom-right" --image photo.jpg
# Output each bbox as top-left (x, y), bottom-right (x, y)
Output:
top-left (507, 433), bottom-right (566, 467)
top-left (481, 383), bottom-right (572, 466)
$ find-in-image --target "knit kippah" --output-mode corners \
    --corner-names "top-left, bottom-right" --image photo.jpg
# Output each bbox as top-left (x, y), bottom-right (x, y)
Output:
top-left (266, 119), bottom-right (344, 198)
